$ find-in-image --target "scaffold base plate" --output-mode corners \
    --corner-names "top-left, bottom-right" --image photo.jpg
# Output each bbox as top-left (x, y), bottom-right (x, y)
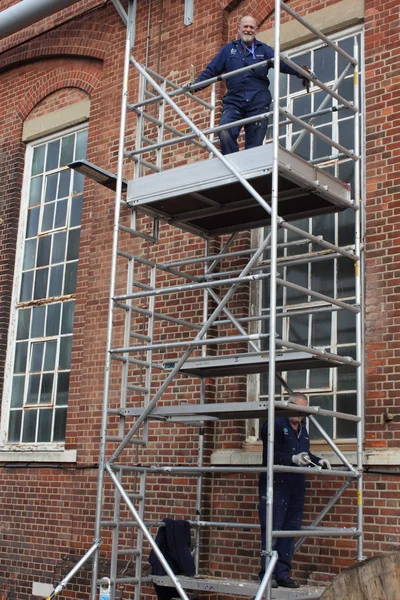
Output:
top-left (127, 144), bottom-right (352, 236)
top-left (151, 575), bottom-right (323, 598)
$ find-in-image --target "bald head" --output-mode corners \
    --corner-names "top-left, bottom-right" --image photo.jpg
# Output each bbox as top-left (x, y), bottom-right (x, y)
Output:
top-left (238, 15), bottom-right (258, 46)
top-left (288, 393), bottom-right (308, 430)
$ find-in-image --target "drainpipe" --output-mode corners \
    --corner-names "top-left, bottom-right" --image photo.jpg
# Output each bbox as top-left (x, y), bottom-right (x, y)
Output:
top-left (0, 0), bottom-right (82, 39)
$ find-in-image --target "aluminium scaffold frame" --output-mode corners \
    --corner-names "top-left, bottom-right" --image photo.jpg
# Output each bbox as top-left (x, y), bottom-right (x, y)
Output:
top-left (88, 1), bottom-right (365, 600)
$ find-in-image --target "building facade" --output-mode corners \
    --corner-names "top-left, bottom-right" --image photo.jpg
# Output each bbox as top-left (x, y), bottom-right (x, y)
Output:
top-left (0, 0), bottom-right (399, 598)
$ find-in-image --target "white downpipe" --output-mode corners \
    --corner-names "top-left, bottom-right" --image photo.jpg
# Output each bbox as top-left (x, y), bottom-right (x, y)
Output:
top-left (0, 0), bottom-right (81, 39)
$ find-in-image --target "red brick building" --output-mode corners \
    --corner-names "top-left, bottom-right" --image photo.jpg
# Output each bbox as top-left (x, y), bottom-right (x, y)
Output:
top-left (0, 0), bottom-right (399, 599)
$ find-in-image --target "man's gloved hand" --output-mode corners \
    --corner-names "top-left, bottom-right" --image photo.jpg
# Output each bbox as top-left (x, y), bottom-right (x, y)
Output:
top-left (318, 459), bottom-right (331, 470)
top-left (182, 82), bottom-right (194, 93)
top-left (292, 452), bottom-right (310, 466)
top-left (301, 65), bottom-right (314, 94)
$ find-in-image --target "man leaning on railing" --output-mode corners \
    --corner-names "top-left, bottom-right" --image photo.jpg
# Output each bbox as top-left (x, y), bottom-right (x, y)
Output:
top-left (185, 15), bottom-right (309, 155)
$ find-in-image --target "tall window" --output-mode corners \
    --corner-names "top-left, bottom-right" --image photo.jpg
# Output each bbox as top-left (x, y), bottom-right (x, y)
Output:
top-left (2, 126), bottom-right (87, 446)
top-left (261, 29), bottom-right (363, 441)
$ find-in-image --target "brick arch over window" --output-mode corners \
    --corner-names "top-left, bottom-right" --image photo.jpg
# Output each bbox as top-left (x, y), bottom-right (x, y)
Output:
top-left (16, 63), bottom-right (102, 122)
top-left (0, 24), bottom-right (112, 72)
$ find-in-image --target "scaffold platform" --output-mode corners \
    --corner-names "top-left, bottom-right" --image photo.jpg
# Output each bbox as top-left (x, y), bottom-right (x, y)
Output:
top-left (126, 144), bottom-right (353, 235)
top-left (151, 575), bottom-right (323, 598)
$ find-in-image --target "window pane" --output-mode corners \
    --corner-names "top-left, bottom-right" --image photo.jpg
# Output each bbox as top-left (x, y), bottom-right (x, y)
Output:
top-left (337, 347), bottom-right (357, 391)
top-left (40, 373), bottom-right (54, 403)
top-left (287, 369), bottom-right (306, 390)
top-left (336, 393), bottom-right (357, 438)
top-left (23, 239), bottom-right (37, 270)
top-left (31, 342), bottom-right (44, 372)
top-left (51, 231), bottom-right (67, 264)
top-left (48, 264), bottom-right (64, 297)
top-left (61, 301), bottom-right (75, 334)
top-left (29, 176), bottom-right (43, 207)
top-left (46, 303), bottom-right (61, 336)
top-left (37, 409), bottom-right (53, 443)
top-left (67, 229), bottom-right (80, 261)
top-left (26, 207), bottom-right (40, 238)
top-left (58, 170), bottom-right (70, 198)
top-left (73, 172), bottom-right (85, 194)
top-left (32, 145), bottom-right (45, 176)
top-left (59, 336), bottom-right (72, 369)
top-left (56, 372), bottom-right (70, 406)
top-left (41, 202), bottom-right (55, 232)
top-left (31, 306), bottom-right (46, 338)
top-left (75, 129), bottom-right (88, 160)
top-left (309, 367), bottom-right (330, 389)
top-left (337, 310), bottom-right (356, 344)
top-left (11, 376), bottom-right (25, 408)
top-left (36, 235), bottom-right (51, 267)
top-left (314, 46), bottom-right (335, 82)
top-left (33, 267), bottom-right (49, 299)
top-left (289, 314), bottom-right (308, 345)
top-left (8, 411), bottom-right (22, 442)
top-left (60, 134), bottom-right (75, 166)
top-left (70, 195), bottom-right (83, 227)
top-left (46, 140), bottom-right (60, 171)
top-left (16, 308), bottom-right (31, 340)
top-left (64, 262), bottom-right (78, 295)
top-left (337, 257), bottom-right (355, 298)
top-left (286, 265), bottom-right (308, 303)
top-left (314, 124), bottom-right (332, 159)
top-left (338, 207), bottom-right (355, 246)
top-left (55, 199), bottom-right (68, 229)
top-left (22, 409), bottom-right (37, 442)
top-left (14, 342), bottom-right (28, 373)
top-left (44, 341), bottom-right (57, 371)
top-left (27, 374), bottom-right (40, 404)
top-left (309, 395), bottom-right (333, 439)
top-left (53, 408), bottom-right (67, 441)
top-left (311, 259), bottom-right (334, 297)
top-left (20, 271), bottom-right (34, 302)
top-left (45, 173), bottom-right (58, 203)
top-left (311, 312), bottom-right (331, 346)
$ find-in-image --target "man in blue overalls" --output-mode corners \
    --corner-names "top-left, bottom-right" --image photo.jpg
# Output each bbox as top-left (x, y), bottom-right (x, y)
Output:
top-left (259, 392), bottom-right (331, 588)
top-left (194, 15), bottom-right (307, 154)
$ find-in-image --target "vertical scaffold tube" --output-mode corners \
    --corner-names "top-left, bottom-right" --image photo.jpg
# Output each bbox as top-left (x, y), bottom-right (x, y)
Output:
top-left (263, 2), bottom-right (282, 598)
top-left (353, 37), bottom-right (365, 563)
top-left (91, 2), bottom-right (136, 599)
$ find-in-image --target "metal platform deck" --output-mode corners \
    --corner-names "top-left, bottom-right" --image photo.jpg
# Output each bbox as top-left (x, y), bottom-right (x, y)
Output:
top-left (151, 575), bottom-right (323, 598)
top-left (126, 144), bottom-right (352, 236)
top-left (123, 399), bottom-right (361, 424)
top-left (177, 351), bottom-right (346, 378)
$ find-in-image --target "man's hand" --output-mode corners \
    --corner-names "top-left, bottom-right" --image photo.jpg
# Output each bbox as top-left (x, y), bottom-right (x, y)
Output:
top-left (181, 82), bottom-right (194, 92)
top-left (292, 452), bottom-right (310, 466)
top-left (318, 459), bottom-right (331, 470)
top-left (301, 65), bottom-right (314, 94)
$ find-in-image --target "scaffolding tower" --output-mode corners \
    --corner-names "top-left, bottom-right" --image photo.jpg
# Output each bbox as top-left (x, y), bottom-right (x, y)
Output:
top-left (90, 1), bottom-right (364, 599)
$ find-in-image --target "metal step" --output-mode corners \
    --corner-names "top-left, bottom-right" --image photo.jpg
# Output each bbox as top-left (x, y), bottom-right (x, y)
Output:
top-left (177, 351), bottom-right (348, 378)
top-left (151, 575), bottom-right (323, 598)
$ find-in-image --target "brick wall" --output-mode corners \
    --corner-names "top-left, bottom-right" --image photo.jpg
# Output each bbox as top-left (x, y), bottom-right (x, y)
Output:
top-left (0, 0), bottom-right (400, 598)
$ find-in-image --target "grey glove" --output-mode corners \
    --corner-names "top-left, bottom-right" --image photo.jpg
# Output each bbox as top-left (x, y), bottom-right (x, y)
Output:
top-left (318, 458), bottom-right (331, 470)
top-left (292, 452), bottom-right (310, 466)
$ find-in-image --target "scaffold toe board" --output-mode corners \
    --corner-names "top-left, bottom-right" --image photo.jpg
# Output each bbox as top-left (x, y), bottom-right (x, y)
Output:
top-left (126, 144), bottom-right (352, 235)
top-left (178, 351), bottom-right (346, 378)
top-left (150, 575), bottom-right (323, 598)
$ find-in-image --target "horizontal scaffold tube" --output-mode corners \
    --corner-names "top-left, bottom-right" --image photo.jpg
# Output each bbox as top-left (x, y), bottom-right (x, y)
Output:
top-left (112, 465), bottom-right (360, 477)
top-left (114, 272), bottom-right (271, 301)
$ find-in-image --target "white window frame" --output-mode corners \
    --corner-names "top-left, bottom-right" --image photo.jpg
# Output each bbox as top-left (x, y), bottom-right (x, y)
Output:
top-left (246, 25), bottom-right (364, 444)
top-left (0, 123), bottom-right (87, 459)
